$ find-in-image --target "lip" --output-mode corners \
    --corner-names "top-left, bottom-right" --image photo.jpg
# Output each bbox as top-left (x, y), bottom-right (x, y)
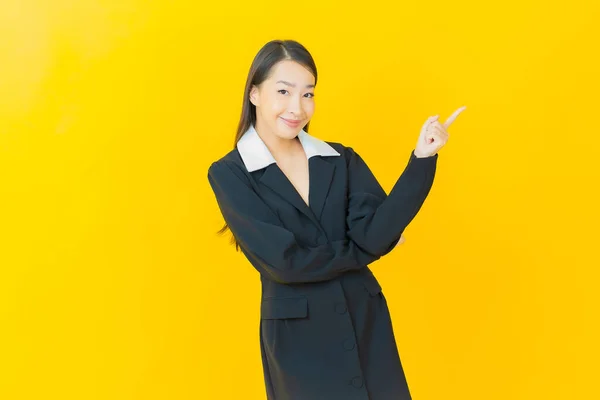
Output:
top-left (281, 117), bottom-right (302, 127)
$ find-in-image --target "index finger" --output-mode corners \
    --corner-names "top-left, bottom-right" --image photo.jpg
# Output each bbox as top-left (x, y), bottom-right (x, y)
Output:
top-left (443, 106), bottom-right (467, 129)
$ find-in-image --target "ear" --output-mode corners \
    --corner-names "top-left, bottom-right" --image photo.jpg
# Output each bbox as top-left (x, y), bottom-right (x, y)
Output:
top-left (249, 85), bottom-right (259, 106)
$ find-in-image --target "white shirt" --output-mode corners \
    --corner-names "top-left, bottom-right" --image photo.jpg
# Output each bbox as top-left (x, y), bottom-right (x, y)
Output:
top-left (236, 125), bottom-right (341, 172)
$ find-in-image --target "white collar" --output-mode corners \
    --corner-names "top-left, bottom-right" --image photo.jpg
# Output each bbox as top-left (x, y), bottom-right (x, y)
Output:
top-left (236, 125), bottom-right (340, 172)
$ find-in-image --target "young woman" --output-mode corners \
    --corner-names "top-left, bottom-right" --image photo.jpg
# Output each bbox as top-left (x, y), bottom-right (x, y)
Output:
top-left (207, 39), bottom-right (465, 400)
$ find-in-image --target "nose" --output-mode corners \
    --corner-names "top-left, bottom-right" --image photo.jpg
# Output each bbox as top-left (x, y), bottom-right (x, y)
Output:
top-left (287, 94), bottom-right (303, 116)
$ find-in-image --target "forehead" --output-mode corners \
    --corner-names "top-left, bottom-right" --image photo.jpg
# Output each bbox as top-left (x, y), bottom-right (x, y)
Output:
top-left (267, 60), bottom-right (315, 85)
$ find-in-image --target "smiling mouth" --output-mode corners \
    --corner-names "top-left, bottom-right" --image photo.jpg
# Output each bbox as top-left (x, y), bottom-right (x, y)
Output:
top-left (281, 118), bottom-right (302, 125)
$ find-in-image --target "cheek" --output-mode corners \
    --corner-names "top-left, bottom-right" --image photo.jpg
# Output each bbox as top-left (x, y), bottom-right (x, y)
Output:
top-left (304, 101), bottom-right (315, 117)
top-left (262, 94), bottom-right (284, 112)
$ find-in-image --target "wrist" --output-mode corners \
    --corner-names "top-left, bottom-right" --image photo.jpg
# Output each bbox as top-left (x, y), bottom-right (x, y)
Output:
top-left (413, 149), bottom-right (431, 158)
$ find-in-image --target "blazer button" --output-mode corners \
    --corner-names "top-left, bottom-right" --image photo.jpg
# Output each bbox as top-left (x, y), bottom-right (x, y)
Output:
top-left (334, 302), bottom-right (347, 314)
top-left (343, 338), bottom-right (356, 351)
top-left (351, 376), bottom-right (364, 388)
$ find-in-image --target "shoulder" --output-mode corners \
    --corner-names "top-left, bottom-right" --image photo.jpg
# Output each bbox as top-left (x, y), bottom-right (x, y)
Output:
top-left (323, 140), bottom-right (360, 165)
top-left (323, 140), bottom-right (352, 154)
top-left (323, 140), bottom-right (356, 156)
top-left (207, 148), bottom-right (250, 185)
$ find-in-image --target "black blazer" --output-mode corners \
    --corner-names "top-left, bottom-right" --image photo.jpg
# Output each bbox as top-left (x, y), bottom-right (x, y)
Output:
top-left (208, 142), bottom-right (437, 399)
top-left (208, 145), bottom-right (437, 283)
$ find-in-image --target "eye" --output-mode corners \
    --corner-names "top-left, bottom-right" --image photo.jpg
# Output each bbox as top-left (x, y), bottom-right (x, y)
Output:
top-left (277, 89), bottom-right (315, 98)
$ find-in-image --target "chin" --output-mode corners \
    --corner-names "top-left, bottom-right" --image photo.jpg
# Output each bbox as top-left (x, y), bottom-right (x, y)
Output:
top-left (279, 130), bottom-right (300, 140)
top-left (276, 119), bottom-right (303, 138)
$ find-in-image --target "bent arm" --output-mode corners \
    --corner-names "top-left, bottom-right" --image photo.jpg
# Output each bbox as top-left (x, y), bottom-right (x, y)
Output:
top-left (345, 148), bottom-right (438, 257)
top-left (208, 160), bottom-right (381, 284)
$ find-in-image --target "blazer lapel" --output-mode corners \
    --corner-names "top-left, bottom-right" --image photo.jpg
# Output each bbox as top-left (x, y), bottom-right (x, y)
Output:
top-left (259, 164), bottom-right (316, 224)
top-left (258, 156), bottom-right (336, 225)
top-left (309, 156), bottom-right (336, 221)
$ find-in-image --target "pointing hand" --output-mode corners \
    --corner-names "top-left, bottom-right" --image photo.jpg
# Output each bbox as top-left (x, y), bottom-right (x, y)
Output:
top-left (414, 106), bottom-right (466, 158)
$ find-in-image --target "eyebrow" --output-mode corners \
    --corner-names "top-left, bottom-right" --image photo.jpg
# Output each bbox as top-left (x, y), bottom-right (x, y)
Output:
top-left (276, 80), bottom-right (315, 89)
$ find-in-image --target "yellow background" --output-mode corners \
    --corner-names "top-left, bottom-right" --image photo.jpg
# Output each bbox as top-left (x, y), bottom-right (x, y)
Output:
top-left (1, 0), bottom-right (599, 399)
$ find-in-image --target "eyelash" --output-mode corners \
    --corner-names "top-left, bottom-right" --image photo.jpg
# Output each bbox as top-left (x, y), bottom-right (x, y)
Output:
top-left (278, 89), bottom-right (315, 98)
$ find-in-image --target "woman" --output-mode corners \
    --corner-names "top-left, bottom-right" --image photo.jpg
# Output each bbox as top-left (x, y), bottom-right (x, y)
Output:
top-left (207, 39), bottom-right (465, 400)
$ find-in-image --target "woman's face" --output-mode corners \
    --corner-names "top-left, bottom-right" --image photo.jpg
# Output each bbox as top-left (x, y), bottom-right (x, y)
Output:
top-left (250, 60), bottom-right (316, 140)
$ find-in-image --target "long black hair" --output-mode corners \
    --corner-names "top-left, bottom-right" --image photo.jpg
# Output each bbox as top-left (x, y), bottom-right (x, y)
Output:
top-left (217, 39), bottom-right (318, 251)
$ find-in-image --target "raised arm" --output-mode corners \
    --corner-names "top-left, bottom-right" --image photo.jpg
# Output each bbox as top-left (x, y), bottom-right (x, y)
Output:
top-left (345, 147), bottom-right (438, 257)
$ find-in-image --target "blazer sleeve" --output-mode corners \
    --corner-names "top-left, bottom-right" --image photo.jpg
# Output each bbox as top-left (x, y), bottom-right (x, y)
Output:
top-left (345, 147), bottom-right (438, 257)
top-left (207, 160), bottom-right (381, 284)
